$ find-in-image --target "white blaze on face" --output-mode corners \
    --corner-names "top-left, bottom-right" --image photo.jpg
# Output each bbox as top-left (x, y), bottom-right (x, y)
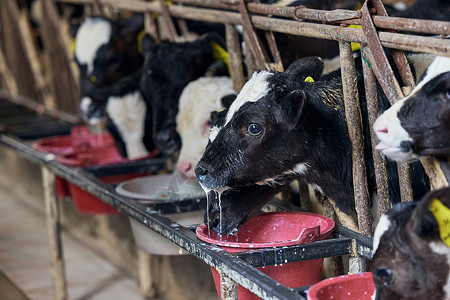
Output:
top-left (224, 71), bottom-right (272, 126)
top-left (75, 18), bottom-right (112, 75)
top-left (372, 214), bottom-right (391, 254)
top-left (208, 71), bottom-right (271, 143)
top-left (176, 77), bottom-right (235, 177)
top-left (106, 91), bottom-right (149, 159)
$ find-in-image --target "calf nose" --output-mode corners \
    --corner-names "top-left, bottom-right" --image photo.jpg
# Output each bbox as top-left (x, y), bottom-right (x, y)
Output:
top-left (373, 119), bottom-right (388, 134)
top-left (195, 164), bottom-right (209, 179)
top-left (177, 162), bottom-right (193, 176)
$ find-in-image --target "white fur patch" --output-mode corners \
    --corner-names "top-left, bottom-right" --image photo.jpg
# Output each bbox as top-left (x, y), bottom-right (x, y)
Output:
top-left (75, 18), bottom-right (112, 74)
top-left (106, 91), bottom-right (148, 159)
top-left (225, 71), bottom-right (272, 126)
top-left (429, 241), bottom-right (450, 297)
top-left (373, 214), bottom-right (391, 253)
top-left (79, 96), bottom-right (92, 115)
top-left (255, 163), bottom-right (309, 186)
top-left (175, 76), bottom-right (235, 176)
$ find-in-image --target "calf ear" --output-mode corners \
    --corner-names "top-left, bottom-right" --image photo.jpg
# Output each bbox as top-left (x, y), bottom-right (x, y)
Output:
top-left (220, 94), bottom-right (236, 109)
top-left (412, 187), bottom-right (450, 240)
top-left (140, 33), bottom-right (156, 55)
top-left (277, 90), bottom-right (307, 130)
top-left (285, 56), bottom-right (324, 82)
top-left (117, 14), bottom-right (144, 36)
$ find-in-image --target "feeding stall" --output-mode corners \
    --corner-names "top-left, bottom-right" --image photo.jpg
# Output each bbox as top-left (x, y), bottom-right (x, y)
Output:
top-left (0, 0), bottom-right (449, 299)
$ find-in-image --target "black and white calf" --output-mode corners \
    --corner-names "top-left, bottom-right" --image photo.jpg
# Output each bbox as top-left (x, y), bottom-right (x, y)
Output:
top-left (175, 76), bottom-right (236, 178)
top-left (75, 15), bottom-right (156, 159)
top-left (371, 187), bottom-right (450, 300)
top-left (140, 32), bottom-right (226, 157)
top-left (374, 56), bottom-right (450, 162)
top-left (195, 56), bottom-right (429, 234)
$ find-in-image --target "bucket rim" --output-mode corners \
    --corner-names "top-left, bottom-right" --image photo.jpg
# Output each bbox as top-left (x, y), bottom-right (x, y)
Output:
top-left (196, 211), bottom-right (335, 248)
top-left (306, 272), bottom-right (375, 300)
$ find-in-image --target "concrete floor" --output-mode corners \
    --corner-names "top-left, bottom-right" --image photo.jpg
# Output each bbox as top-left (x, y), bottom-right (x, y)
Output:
top-left (0, 177), bottom-right (144, 300)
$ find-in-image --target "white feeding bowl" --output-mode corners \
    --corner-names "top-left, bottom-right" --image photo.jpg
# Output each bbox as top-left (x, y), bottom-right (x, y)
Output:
top-left (116, 173), bottom-right (205, 255)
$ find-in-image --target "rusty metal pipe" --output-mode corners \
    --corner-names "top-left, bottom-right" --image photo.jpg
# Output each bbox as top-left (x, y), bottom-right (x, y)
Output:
top-left (339, 40), bottom-right (373, 237)
top-left (361, 48), bottom-right (391, 216)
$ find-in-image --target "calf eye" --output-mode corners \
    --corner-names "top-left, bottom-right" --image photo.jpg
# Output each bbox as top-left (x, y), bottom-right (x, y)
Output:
top-left (247, 123), bottom-right (262, 136)
top-left (375, 268), bottom-right (393, 285)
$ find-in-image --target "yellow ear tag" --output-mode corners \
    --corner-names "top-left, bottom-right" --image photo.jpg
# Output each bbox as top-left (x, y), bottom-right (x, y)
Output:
top-left (136, 29), bottom-right (147, 54)
top-left (90, 75), bottom-right (97, 83)
top-left (429, 198), bottom-right (450, 247)
top-left (304, 76), bottom-right (315, 83)
top-left (348, 25), bottom-right (362, 51)
top-left (70, 37), bottom-right (76, 57)
top-left (210, 41), bottom-right (230, 73)
top-left (217, 108), bottom-right (227, 113)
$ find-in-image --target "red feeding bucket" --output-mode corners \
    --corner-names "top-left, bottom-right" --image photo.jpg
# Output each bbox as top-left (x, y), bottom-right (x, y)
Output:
top-left (196, 212), bottom-right (335, 300)
top-left (32, 126), bottom-right (115, 199)
top-left (57, 145), bottom-right (159, 214)
top-left (307, 272), bottom-right (376, 300)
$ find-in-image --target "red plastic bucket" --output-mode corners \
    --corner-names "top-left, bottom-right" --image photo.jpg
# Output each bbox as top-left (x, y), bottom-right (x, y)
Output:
top-left (32, 126), bottom-right (115, 199)
top-left (32, 126), bottom-right (114, 154)
top-left (57, 146), bottom-right (159, 215)
top-left (307, 272), bottom-right (375, 300)
top-left (196, 212), bottom-right (335, 300)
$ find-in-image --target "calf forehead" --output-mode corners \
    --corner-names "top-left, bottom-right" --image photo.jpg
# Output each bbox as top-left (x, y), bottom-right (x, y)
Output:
top-left (225, 71), bottom-right (273, 125)
top-left (75, 18), bottom-right (112, 74)
top-left (406, 56), bottom-right (450, 99)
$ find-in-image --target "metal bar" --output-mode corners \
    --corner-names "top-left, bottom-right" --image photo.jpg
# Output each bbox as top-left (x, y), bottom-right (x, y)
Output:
top-left (360, 1), bottom-right (404, 103)
top-left (237, 0), bottom-right (268, 70)
top-left (0, 134), bottom-right (308, 300)
top-left (56, 0), bottom-right (450, 36)
top-left (361, 48), bottom-right (391, 216)
top-left (41, 166), bottom-right (68, 300)
top-left (225, 24), bottom-right (245, 92)
top-left (158, 0), bottom-right (179, 41)
top-left (220, 272), bottom-right (239, 300)
top-left (348, 241), bottom-right (367, 274)
top-left (57, 0), bottom-right (450, 56)
top-left (339, 40), bottom-right (373, 237)
top-left (369, 0), bottom-right (415, 91)
top-left (236, 237), bottom-right (353, 267)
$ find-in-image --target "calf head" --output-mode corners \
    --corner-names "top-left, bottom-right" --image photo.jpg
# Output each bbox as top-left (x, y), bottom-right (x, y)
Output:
top-left (195, 57), bottom-right (331, 234)
top-left (195, 57), bottom-right (324, 190)
top-left (75, 15), bottom-right (144, 97)
top-left (140, 32), bottom-right (226, 157)
top-left (374, 56), bottom-right (450, 162)
top-left (371, 187), bottom-right (450, 300)
top-left (175, 77), bottom-right (236, 178)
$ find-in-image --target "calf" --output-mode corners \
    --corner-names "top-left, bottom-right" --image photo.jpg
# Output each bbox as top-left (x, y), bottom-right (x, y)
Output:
top-left (373, 56), bottom-right (450, 162)
top-left (140, 32), bottom-right (226, 157)
top-left (371, 187), bottom-right (450, 300)
top-left (175, 76), bottom-right (236, 178)
top-left (196, 56), bottom-right (429, 234)
top-left (75, 15), bottom-right (156, 159)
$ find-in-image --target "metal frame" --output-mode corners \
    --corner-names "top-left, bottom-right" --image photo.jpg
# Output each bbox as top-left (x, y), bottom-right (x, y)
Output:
top-left (0, 133), bottom-right (372, 300)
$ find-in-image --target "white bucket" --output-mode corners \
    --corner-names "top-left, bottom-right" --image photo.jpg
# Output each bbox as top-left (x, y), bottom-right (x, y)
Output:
top-left (116, 173), bottom-right (205, 255)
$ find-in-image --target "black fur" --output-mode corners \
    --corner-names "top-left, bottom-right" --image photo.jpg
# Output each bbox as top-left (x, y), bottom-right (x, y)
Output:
top-left (398, 72), bottom-right (450, 156)
top-left (140, 32), bottom-right (226, 156)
